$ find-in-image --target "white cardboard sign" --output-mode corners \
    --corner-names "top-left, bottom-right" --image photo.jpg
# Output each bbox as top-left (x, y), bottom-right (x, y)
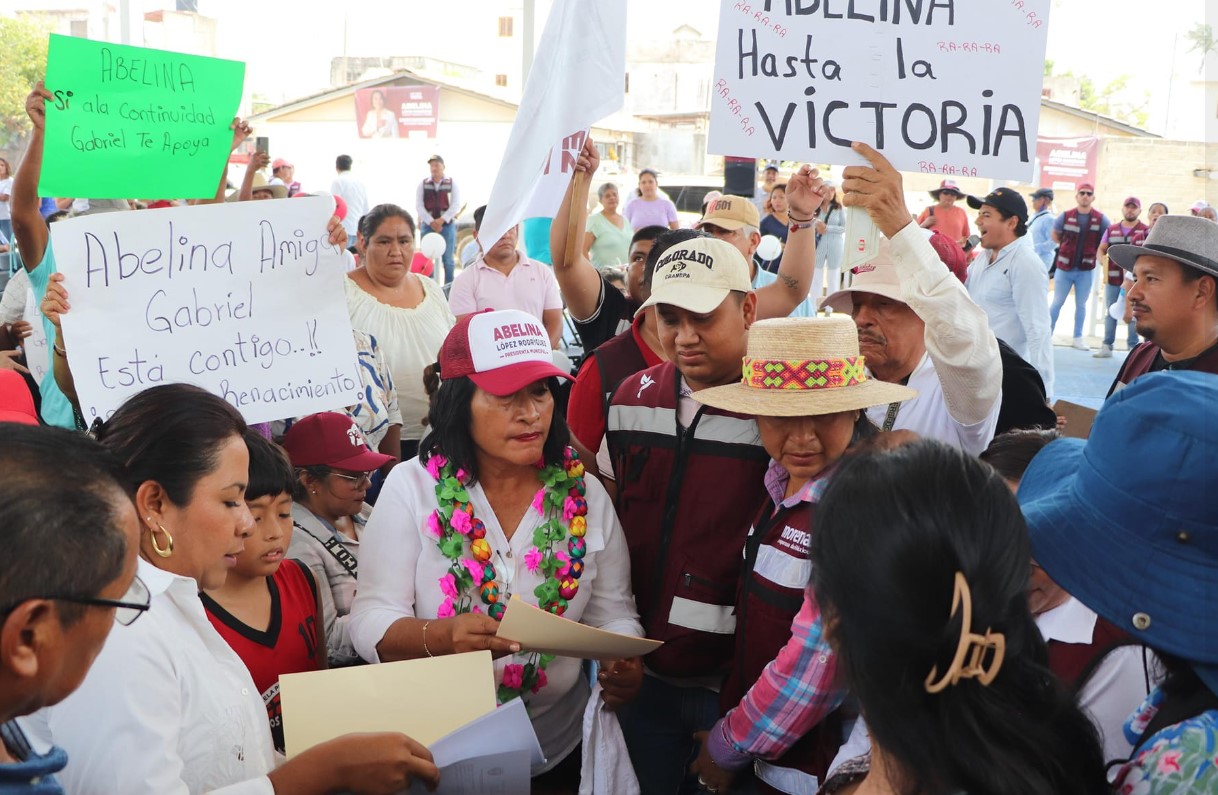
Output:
top-left (710, 0), bottom-right (1051, 181)
top-left (54, 197), bottom-right (360, 424)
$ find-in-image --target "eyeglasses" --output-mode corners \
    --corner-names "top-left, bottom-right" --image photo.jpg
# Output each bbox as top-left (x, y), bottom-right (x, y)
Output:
top-left (1077, 191), bottom-right (1093, 196)
top-left (1, 574), bottom-right (151, 627)
top-left (329, 470), bottom-right (375, 487)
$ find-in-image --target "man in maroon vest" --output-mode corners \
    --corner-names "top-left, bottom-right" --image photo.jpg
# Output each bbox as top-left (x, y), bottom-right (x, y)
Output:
top-left (1051, 183), bottom-right (1110, 350)
top-left (1094, 197), bottom-right (1148, 358)
top-left (1106, 214), bottom-right (1218, 397)
top-left (603, 164), bottom-right (831, 795)
top-left (415, 155), bottom-right (462, 284)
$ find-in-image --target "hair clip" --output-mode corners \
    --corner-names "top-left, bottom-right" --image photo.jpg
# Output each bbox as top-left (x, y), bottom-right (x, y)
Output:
top-left (433, 360), bottom-right (442, 379)
top-left (923, 571), bottom-right (1006, 694)
top-left (86, 416), bottom-right (107, 441)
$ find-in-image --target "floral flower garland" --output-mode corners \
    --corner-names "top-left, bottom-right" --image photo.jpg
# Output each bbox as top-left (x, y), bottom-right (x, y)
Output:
top-left (425, 446), bottom-right (589, 702)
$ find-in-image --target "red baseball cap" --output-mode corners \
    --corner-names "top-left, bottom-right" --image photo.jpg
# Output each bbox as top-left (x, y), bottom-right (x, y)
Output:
top-left (926, 231), bottom-right (969, 284)
top-left (438, 309), bottom-right (570, 396)
top-left (1124, 196), bottom-right (1141, 208)
top-left (0, 370), bottom-right (39, 425)
top-left (281, 412), bottom-right (395, 471)
top-left (1078, 183), bottom-right (1095, 192)
top-left (272, 158), bottom-right (293, 170)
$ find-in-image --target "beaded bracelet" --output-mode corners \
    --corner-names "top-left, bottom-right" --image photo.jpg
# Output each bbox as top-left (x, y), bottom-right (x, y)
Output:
top-left (787, 213), bottom-right (815, 223)
top-left (422, 621), bottom-right (434, 657)
top-left (789, 220), bottom-right (816, 233)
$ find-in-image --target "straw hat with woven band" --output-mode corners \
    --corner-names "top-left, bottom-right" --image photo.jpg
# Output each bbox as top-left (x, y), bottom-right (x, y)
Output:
top-left (693, 315), bottom-right (917, 417)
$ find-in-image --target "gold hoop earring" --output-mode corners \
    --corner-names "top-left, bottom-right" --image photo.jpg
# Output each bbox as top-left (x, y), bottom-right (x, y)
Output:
top-left (149, 523), bottom-right (175, 559)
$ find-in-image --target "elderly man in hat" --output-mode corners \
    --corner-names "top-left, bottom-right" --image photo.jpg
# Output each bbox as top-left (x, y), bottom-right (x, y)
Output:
top-left (1105, 215), bottom-right (1218, 395)
top-left (917, 179), bottom-right (970, 246)
top-left (416, 154), bottom-right (462, 284)
top-left (1019, 370), bottom-right (1218, 791)
top-left (1028, 188), bottom-right (1056, 270)
top-left (820, 144), bottom-right (1002, 455)
top-left (966, 188), bottom-right (1055, 398)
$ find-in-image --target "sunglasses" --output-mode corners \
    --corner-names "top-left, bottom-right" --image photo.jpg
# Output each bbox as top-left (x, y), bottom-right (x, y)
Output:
top-left (1, 574), bottom-right (152, 627)
top-left (330, 470), bottom-right (375, 487)
top-left (1078, 191), bottom-right (1093, 197)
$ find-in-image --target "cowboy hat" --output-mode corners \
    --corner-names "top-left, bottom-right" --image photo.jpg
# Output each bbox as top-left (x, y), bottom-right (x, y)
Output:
top-left (1108, 214), bottom-right (1218, 279)
top-left (693, 315), bottom-right (917, 417)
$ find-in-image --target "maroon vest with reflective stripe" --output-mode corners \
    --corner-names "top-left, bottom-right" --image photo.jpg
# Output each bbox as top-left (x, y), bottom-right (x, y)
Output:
top-left (1047, 616), bottom-right (1139, 692)
top-left (422, 178), bottom-right (452, 216)
top-left (1112, 341), bottom-right (1218, 396)
top-left (593, 327), bottom-right (649, 419)
top-left (1056, 209), bottom-right (1105, 271)
top-left (606, 362), bottom-right (770, 678)
top-left (721, 499), bottom-right (843, 787)
top-left (1103, 222), bottom-right (1147, 285)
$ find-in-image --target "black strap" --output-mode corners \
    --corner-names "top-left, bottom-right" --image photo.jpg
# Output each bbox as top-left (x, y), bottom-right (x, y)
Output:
top-left (293, 520), bottom-right (358, 577)
top-left (881, 372), bottom-right (913, 432)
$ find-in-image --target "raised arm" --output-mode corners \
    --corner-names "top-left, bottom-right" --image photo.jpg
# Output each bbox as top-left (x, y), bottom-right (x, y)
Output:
top-left (754, 165), bottom-right (824, 319)
top-left (550, 137), bottom-right (608, 321)
top-left (12, 82), bottom-right (52, 271)
top-left (198, 118), bottom-right (252, 205)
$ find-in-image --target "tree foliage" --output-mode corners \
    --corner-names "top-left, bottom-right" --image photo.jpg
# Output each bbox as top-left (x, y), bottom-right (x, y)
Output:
top-left (0, 16), bottom-right (51, 152)
top-left (1046, 63), bottom-right (1150, 131)
top-left (1185, 23), bottom-right (1215, 74)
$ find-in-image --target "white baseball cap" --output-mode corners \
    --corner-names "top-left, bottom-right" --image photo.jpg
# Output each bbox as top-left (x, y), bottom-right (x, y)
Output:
top-left (438, 309), bottom-right (570, 396)
top-left (636, 236), bottom-right (753, 316)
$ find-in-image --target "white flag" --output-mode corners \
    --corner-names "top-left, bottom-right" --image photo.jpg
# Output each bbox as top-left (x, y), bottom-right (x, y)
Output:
top-left (476, 0), bottom-right (626, 251)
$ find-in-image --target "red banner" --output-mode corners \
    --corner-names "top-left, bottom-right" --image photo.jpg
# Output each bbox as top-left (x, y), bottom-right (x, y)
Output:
top-left (1035, 136), bottom-right (1099, 193)
top-left (353, 86), bottom-right (439, 139)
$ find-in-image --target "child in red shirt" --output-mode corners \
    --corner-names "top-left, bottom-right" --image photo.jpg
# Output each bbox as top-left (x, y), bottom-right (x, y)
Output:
top-left (202, 431), bottom-right (326, 753)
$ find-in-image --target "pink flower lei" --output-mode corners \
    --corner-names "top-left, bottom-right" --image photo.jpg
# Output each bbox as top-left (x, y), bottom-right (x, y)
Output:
top-left (425, 447), bottom-right (590, 703)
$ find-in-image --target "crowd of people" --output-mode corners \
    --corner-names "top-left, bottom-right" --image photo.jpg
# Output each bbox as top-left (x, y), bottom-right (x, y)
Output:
top-left (2, 71), bottom-right (1218, 795)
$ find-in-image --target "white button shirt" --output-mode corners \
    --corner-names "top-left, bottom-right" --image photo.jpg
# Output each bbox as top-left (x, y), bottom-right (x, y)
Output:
top-left (25, 558), bottom-right (276, 794)
top-left (967, 235), bottom-right (1056, 400)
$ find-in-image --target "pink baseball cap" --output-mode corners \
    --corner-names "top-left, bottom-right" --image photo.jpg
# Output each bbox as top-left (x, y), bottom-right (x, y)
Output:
top-left (272, 158), bottom-right (293, 170)
top-left (0, 370), bottom-right (39, 426)
top-left (282, 412), bottom-right (395, 471)
top-left (438, 309), bottom-right (570, 396)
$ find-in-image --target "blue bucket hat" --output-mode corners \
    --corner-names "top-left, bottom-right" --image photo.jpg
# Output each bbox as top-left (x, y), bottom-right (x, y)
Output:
top-left (1018, 371), bottom-right (1218, 690)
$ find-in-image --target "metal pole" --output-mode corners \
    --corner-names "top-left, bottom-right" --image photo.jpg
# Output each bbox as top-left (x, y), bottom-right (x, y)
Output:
top-left (120, 0), bottom-right (131, 44)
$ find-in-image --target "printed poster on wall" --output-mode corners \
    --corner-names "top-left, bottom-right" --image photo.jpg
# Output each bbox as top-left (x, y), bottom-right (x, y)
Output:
top-left (53, 197), bottom-right (361, 424)
top-left (709, 1), bottom-right (1052, 181)
top-left (1036, 136), bottom-right (1100, 194)
top-left (353, 86), bottom-right (440, 139)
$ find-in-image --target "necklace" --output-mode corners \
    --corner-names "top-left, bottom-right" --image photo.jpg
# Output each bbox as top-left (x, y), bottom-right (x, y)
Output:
top-left (425, 446), bottom-right (590, 701)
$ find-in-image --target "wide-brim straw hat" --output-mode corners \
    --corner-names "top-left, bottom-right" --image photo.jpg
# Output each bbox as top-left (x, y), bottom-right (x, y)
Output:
top-left (693, 315), bottom-right (917, 417)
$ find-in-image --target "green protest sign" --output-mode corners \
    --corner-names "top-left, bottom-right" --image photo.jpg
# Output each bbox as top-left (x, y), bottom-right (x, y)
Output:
top-left (39, 34), bottom-right (245, 200)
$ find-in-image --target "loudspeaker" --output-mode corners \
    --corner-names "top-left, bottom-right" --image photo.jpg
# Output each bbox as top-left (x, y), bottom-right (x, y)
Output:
top-left (724, 157), bottom-right (757, 198)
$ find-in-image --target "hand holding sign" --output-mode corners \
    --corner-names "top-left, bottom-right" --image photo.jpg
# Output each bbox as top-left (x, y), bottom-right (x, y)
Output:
top-left (841, 142), bottom-right (915, 240)
top-left (26, 81), bottom-right (53, 132)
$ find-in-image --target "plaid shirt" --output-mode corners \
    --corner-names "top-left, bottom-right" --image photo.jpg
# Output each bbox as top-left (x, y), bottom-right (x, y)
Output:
top-left (707, 462), bottom-right (845, 769)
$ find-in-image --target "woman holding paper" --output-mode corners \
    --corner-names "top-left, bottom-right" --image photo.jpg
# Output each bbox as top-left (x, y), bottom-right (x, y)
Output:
top-left (27, 384), bottom-right (440, 794)
top-left (349, 308), bottom-right (645, 791)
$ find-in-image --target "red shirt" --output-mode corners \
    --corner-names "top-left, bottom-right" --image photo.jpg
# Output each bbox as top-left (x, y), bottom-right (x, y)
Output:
top-left (202, 560), bottom-right (322, 752)
top-left (567, 313), bottom-right (664, 450)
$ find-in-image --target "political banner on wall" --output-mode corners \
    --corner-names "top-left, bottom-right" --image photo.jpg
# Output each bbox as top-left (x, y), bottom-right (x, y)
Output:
top-left (1036, 136), bottom-right (1100, 194)
top-left (53, 197), bottom-right (361, 424)
top-left (40, 34), bottom-right (245, 199)
top-left (353, 86), bottom-right (440, 139)
top-left (709, 1), bottom-right (1052, 181)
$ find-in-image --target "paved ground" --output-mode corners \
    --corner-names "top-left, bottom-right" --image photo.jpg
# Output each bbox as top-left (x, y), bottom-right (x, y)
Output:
top-left (1051, 338), bottom-right (1128, 410)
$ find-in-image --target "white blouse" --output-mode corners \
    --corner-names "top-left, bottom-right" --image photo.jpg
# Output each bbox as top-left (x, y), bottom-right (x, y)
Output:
top-left (349, 457), bottom-right (643, 773)
top-left (344, 275), bottom-right (455, 443)
top-left (25, 559), bottom-right (276, 794)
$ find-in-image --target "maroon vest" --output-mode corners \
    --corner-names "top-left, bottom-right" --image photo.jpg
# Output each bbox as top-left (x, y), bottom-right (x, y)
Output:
top-left (1055, 209), bottom-right (1105, 271)
top-left (1103, 222), bottom-right (1147, 285)
top-left (1047, 616), bottom-right (1139, 693)
top-left (1110, 340), bottom-right (1218, 397)
top-left (422, 178), bottom-right (452, 217)
top-left (721, 499), bottom-right (842, 788)
top-left (593, 326), bottom-right (649, 420)
top-left (606, 362), bottom-right (770, 678)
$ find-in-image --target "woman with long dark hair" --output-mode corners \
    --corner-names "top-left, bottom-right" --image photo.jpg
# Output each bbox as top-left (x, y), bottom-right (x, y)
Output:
top-left (28, 384), bottom-right (439, 793)
top-left (349, 309), bottom-right (645, 793)
top-left (811, 440), bottom-right (1109, 795)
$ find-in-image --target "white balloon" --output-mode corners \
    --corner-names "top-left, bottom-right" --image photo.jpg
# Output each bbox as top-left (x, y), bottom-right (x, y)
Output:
top-left (757, 234), bottom-right (783, 262)
top-left (420, 233), bottom-right (447, 260)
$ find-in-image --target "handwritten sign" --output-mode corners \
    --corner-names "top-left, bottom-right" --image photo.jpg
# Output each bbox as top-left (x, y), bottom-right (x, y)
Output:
top-left (709, 0), bottom-right (1051, 181)
top-left (40, 34), bottom-right (245, 199)
top-left (54, 197), bottom-right (361, 425)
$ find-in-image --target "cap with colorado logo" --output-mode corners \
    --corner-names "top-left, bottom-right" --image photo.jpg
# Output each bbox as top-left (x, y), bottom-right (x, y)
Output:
top-left (636, 236), bottom-right (753, 316)
top-left (438, 309), bottom-right (571, 396)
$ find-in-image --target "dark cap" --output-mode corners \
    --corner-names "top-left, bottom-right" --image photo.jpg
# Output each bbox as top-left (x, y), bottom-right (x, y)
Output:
top-left (427, 154), bottom-right (444, 165)
top-left (1030, 188), bottom-right (1054, 201)
top-left (967, 187), bottom-right (1028, 225)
